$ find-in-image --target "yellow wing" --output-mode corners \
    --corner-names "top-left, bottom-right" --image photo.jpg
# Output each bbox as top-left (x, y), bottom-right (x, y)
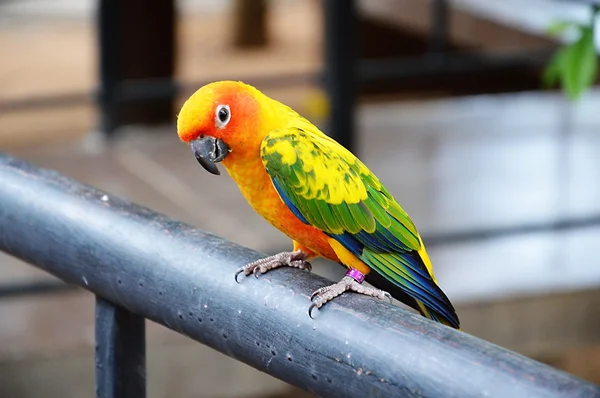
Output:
top-left (260, 127), bottom-right (459, 328)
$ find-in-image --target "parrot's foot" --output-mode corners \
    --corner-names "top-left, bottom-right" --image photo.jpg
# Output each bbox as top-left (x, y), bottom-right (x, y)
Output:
top-left (234, 250), bottom-right (312, 282)
top-left (308, 269), bottom-right (392, 318)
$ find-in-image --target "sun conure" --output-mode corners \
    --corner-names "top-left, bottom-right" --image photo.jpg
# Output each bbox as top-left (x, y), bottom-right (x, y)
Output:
top-left (176, 80), bottom-right (460, 329)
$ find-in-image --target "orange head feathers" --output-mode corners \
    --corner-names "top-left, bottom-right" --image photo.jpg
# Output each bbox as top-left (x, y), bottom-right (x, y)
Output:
top-left (177, 81), bottom-right (274, 174)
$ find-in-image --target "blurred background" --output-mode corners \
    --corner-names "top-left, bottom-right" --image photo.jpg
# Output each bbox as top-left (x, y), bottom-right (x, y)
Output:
top-left (0, 0), bottom-right (599, 397)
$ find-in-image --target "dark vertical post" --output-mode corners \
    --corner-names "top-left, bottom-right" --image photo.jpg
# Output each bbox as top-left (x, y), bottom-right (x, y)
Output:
top-left (323, 0), bottom-right (357, 152)
top-left (118, 0), bottom-right (176, 127)
top-left (233, 0), bottom-right (269, 48)
top-left (96, 0), bottom-right (176, 136)
top-left (429, 0), bottom-right (449, 54)
top-left (95, 296), bottom-right (146, 398)
top-left (97, 0), bottom-right (121, 136)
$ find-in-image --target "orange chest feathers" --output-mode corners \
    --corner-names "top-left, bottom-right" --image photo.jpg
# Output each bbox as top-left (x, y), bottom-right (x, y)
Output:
top-left (223, 158), bottom-right (337, 260)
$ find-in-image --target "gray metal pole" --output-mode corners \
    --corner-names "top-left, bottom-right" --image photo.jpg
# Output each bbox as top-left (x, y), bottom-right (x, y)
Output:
top-left (95, 296), bottom-right (146, 398)
top-left (0, 154), bottom-right (598, 398)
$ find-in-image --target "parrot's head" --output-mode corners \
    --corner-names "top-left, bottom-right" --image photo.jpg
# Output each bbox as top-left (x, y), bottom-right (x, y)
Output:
top-left (177, 80), bottom-right (267, 175)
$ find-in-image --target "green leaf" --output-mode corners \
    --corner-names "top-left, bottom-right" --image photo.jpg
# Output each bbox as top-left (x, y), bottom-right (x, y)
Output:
top-left (562, 27), bottom-right (597, 100)
top-left (543, 25), bottom-right (598, 101)
top-left (546, 21), bottom-right (576, 37)
top-left (543, 47), bottom-right (568, 88)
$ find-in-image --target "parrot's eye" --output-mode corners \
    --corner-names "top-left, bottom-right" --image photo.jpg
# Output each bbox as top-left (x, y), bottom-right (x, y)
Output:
top-left (215, 104), bottom-right (231, 128)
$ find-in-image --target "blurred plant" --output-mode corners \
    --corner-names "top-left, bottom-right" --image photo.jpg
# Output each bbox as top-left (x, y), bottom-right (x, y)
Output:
top-left (543, 5), bottom-right (599, 101)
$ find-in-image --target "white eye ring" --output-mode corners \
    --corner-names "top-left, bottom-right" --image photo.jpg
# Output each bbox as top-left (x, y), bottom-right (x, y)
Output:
top-left (215, 104), bottom-right (231, 129)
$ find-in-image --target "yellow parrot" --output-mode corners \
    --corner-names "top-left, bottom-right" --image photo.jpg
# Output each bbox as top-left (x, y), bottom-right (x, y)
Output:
top-left (177, 80), bottom-right (459, 329)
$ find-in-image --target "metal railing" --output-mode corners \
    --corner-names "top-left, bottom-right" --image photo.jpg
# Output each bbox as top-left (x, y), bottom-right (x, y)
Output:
top-left (1, 155), bottom-right (599, 398)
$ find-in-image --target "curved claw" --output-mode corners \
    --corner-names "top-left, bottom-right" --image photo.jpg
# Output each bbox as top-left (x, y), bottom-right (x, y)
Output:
top-left (384, 292), bottom-right (393, 303)
top-left (308, 303), bottom-right (318, 319)
top-left (310, 290), bottom-right (320, 301)
top-left (303, 262), bottom-right (313, 272)
top-left (234, 268), bottom-right (245, 283)
top-left (253, 267), bottom-right (262, 278)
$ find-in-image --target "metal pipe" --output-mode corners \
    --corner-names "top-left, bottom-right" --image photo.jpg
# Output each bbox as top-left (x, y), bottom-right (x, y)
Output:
top-left (423, 214), bottom-right (600, 246)
top-left (357, 49), bottom-right (556, 84)
top-left (0, 280), bottom-right (76, 299)
top-left (429, 0), bottom-right (449, 54)
top-left (95, 296), bottom-right (146, 398)
top-left (0, 154), bottom-right (598, 398)
top-left (97, 0), bottom-right (121, 136)
top-left (0, 72), bottom-right (319, 114)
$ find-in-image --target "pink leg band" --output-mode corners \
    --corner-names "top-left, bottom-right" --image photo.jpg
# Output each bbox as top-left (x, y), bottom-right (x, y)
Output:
top-left (345, 268), bottom-right (365, 284)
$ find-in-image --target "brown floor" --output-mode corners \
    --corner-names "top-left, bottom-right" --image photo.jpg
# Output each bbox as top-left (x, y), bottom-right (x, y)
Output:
top-left (0, 0), bottom-right (322, 149)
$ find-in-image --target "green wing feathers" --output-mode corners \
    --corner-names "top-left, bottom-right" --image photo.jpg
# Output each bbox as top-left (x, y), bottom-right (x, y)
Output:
top-left (261, 127), bottom-right (459, 329)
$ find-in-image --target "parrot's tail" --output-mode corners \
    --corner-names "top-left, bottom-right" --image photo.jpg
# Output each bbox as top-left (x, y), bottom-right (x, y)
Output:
top-left (364, 269), bottom-right (461, 329)
top-left (414, 246), bottom-right (461, 329)
top-left (415, 300), bottom-right (461, 330)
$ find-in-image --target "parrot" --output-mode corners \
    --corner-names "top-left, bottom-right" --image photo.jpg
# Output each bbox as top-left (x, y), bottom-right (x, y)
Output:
top-left (176, 80), bottom-right (460, 329)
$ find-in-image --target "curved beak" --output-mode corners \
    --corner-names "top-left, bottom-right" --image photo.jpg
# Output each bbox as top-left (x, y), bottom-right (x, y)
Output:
top-left (190, 136), bottom-right (230, 176)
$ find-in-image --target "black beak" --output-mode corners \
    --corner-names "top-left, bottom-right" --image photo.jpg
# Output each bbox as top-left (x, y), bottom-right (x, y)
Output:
top-left (190, 136), bottom-right (230, 176)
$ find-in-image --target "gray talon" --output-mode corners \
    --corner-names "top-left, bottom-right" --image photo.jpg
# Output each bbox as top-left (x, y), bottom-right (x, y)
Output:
top-left (384, 292), bottom-right (393, 303)
top-left (234, 268), bottom-right (245, 283)
top-left (233, 250), bottom-right (311, 282)
top-left (307, 276), bottom-right (392, 318)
